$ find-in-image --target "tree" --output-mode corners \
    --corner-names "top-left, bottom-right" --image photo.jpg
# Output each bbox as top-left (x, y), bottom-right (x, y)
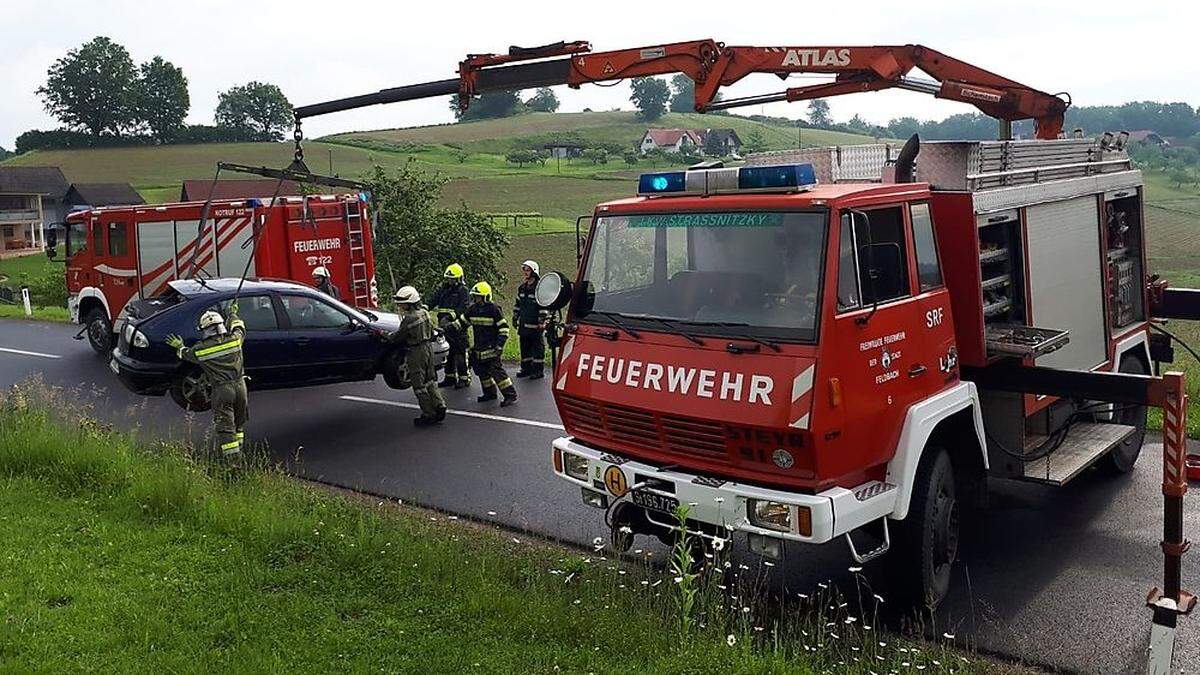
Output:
top-left (580, 148), bottom-right (608, 164)
top-left (505, 149), bottom-right (543, 167)
top-left (0, 146), bottom-right (10, 161)
top-left (365, 162), bottom-right (508, 301)
top-left (703, 132), bottom-right (727, 157)
top-left (450, 90), bottom-right (525, 122)
top-left (135, 56), bottom-right (189, 142)
top-left (630, 78), bottom-right (670, 121)
top-left (38, 36), bottom-right (138, 136)
top-left (622, 150), bottom-right (639, 166)
top-left (807, 99), bottom-right (832, 128)
top-left (525, 88), bottom-right (560, 113)
top-left (743, 128), bottom-right (768, 154)
top-left (215, 82), bottom-right (293, 141)
top-left (669, 74), bottom-right (695, 113)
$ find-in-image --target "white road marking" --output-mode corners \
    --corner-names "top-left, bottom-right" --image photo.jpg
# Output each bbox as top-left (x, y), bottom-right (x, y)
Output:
top-left (0, 346), bottom-right (62, 359)
top-left (338, 394), bottom-right (564, 431)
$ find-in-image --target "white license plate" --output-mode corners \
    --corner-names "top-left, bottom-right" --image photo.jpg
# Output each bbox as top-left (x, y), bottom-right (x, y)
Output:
top-left (631, 489), bottom-right (679, 516)
top-left (109, 359), bottom-right (119, 375)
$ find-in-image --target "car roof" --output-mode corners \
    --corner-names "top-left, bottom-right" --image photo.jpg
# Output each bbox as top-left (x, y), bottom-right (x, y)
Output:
top-left (167, 277), bottom-right (314, 297)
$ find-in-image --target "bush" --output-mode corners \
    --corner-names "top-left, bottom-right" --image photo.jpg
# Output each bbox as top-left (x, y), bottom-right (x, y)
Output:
top-left (14, 270), bottom-right (68, 308)
top-left (580, 148), bottom-right (608, 165)
top-left (504, 149), bottom-right (544, 167)
top-left (622, 151), bottom-right (639, 166)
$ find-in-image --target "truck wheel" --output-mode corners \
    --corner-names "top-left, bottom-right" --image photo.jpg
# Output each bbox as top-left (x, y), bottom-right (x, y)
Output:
top-left (1098, 355), bottom-right (1149, 475)
top-left (169, 370), bottom-right (212, 412)
top-left (895, 447), bottom-right (959, 609)
top-left (84, 308), bottom-right (112, 355)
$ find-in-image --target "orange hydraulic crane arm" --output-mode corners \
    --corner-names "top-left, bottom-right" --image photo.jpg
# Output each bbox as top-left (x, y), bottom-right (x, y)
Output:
top-left (294, 40), bottom-right (1068, 139)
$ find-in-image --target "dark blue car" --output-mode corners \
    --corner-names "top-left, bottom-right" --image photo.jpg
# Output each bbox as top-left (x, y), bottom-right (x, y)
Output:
top-left (110, 278), bottom-right (448, 411)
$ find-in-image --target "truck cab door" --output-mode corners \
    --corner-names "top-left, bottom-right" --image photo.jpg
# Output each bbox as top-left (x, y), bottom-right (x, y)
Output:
top-left (95, 212), bottom-right (137, 320)
top-left (821, 205), bottom-right (952, 479)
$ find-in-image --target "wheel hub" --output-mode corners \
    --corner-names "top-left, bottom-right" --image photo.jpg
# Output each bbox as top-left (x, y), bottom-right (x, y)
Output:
top-left (932, 486), bottom-right (960, 570)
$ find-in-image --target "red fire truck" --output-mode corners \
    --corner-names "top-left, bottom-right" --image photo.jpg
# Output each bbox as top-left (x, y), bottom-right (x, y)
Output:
top-left (59, 193), bottom-right (378, 354)
top-left (234, 37), bottom-right (1198, 665)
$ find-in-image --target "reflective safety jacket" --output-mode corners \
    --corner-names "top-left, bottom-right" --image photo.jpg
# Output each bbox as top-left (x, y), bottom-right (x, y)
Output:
top-left (456, 300), bottom-right (510, 359)
top-left (430, 281), bottom-right (470, 327)
top-left (178, 313), bottom-right (246, 385)
top-left (514, 277), bottom-right (549, 330)
top-left (391, 306), bottom-right (435, 347)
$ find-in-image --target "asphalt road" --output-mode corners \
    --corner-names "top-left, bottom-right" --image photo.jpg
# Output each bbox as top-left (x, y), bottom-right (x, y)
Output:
top-left (2, 317), bottom-right (1197, 673)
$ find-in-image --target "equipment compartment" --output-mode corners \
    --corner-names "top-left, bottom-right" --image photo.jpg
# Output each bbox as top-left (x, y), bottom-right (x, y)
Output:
top-left (1104, 191), bottom-right (1145, 329)
top-left (977, 211), bottom-right (1025, 326)
top-left (984, 324), bottom-right (1070, 358)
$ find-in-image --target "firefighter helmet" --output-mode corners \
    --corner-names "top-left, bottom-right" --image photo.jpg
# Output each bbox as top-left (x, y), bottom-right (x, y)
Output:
top-left (198, 310), bottom-right (227, 336)
top-left (444, 263), bottom-right (464, 280)
top-left (393, 286), bottom-right (421, 304)
top-left (312, 266), bottom-right (331, 279)
top-left (470, 281), bottom-right (493, 300)
top-left (521, 259), bottom-right (540, 276)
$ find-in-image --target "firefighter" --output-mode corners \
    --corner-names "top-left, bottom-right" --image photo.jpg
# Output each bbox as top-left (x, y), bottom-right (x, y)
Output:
top-left (514, 259), bottom-right (549, 379)
top-left (429, 263), bottom-right (471, 389)
top-left (165, 303), bottom-right (248, 462)
top-left (455, 281), bottom-right (517, 407)
top-left (312, 266), bottom-right (341, 301)
top-left (390, 286), bottom-right (447, 427)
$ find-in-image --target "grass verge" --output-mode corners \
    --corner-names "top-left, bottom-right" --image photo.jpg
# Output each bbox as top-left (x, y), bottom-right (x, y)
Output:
top-left (0, 303), bottom-right (70, 322)
top-left (0, 381), bottom-right (1001, 673)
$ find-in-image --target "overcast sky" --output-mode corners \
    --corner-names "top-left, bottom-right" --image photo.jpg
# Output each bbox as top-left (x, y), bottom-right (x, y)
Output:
top-left (0, 1), bottom-right (1192, 149)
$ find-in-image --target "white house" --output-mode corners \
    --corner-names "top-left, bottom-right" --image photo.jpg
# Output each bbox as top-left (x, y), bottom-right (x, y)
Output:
top-left (639, 128), bottom-right (704, 155)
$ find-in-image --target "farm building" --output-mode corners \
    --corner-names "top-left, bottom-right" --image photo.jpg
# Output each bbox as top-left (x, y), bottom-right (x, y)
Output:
top-left (0, 166), bottom-right (69, 252)
top-left (638, 128), bottom-right (704, 155)
top-left (65, 183), bottom-right (145, 210)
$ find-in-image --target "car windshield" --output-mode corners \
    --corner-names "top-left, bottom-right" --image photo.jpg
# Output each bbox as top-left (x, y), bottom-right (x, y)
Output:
top-left (577, 211), bottom-right (827, 340)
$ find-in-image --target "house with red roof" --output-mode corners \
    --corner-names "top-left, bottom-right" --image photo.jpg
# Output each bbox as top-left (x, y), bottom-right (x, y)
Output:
top-left (638, 128), bottom-right (705, 155)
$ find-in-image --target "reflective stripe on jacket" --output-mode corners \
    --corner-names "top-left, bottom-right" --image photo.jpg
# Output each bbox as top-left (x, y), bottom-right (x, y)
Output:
top-left (457, 301), bottom-right (509, 353)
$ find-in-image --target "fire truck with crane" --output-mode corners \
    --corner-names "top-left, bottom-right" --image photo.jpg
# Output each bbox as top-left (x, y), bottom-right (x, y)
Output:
top-left (260, 38), bottom-right (1200, 669)
top-left (51, 181), bottom-right (379, 355)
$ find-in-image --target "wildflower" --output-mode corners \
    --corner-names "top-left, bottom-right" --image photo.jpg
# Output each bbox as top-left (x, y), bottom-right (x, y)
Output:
top-left (592, 537), bottom-right (604, 549)
top-left (486, 510), bottom-right (496, 516)
top-left (764, 560), bottom-right (775, 567)
top-left (674, 576), bottom-right (684, 584)
top-left (818, 582), bottom-right (829, 589)
top-left (742, 606), bottom-right (751, 613)
top-left (512, 538), bottom-right (521, 544)
top-left (712, 538), bottom-right (727, 551)
top-left (849, 566), bottom-right (863, 573)
top-left (874, 593), bottom-right (885, 603)
top-left (448, 515), bottom-right (458, 521)
top-left (726, 634), bottom-right (737, 647)
top-left (845, 616), bottom-right (858, 624)
top-left (618, 525), bottom-right (633, 534)
top-left (942, 632), bottom-right (956, 640)
top-left (797, 593), bottom-right (808, 599)
top-left (753, 626), bottom-right (764, 632)
top-left (573, 599), bottom-right (581, 605)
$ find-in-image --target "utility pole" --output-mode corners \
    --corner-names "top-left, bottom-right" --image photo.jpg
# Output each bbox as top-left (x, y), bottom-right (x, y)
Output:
top-left (328, 148), bottom-right (334, 175)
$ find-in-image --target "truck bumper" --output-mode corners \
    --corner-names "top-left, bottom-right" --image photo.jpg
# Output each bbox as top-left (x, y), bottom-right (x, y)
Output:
top-left (67, 294), bottom-right (80, 324)
top-left (552, 436), bottom-right (898, 546)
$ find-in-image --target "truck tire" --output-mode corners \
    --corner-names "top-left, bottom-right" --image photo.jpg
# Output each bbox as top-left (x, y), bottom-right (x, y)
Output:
top-left (169, 370), bottom-right (212, 412)
top-left (894, 447), bottom-right (959, 609)
top-left (84, 307), bottom-right (112, 355)
top-left (1098, 355), bottom-right (1149, 475)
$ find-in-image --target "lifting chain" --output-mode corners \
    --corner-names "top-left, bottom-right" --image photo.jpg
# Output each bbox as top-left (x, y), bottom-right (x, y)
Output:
top-left (293, 116), bottom-right (305, 165)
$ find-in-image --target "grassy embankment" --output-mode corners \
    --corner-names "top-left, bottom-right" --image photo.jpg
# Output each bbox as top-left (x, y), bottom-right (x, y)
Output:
top-left (0, 383), bottom-right (991, 673)
top-left (0, 253), bottom-right (68, 322)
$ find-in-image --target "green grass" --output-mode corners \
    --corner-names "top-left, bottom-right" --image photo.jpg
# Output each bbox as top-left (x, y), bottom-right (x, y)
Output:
top-left (0, 252), bottom-right (56, 283)
top-left (0, 385), bottom-right (993, 674)
top-left (0, 304), bottom-right (69, 322)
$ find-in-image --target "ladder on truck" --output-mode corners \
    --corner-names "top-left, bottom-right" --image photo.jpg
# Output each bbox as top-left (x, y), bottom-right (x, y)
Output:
top-left (344, 200), bottom-right (371, 307)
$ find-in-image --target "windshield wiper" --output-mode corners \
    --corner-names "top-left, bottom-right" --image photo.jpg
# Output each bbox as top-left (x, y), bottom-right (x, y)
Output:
top-left (625, 314), bottom-right (704, 345)
top-left (681, 320), bottom-right (781, 352)
top-left (588, 312), bottom-right (641, 340)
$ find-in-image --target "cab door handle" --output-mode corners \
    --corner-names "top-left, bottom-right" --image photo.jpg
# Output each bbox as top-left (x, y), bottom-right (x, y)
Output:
top-left (908, 364), bottom-right (927, 377)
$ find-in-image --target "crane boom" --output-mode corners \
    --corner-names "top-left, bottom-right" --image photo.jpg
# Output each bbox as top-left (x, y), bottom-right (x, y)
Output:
top-left (293, 39), bottom-right (1069, 140)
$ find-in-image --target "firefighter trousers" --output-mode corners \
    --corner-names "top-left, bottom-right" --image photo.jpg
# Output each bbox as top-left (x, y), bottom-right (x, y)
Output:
top-left (444, 329), bottom-right (470, 384)
top-left (406, 342), bottom-right (446, 418)
top-left (518, 327), bottom-right (545, 377)
top-left (472, 354), bottom-right (515, 398)
top-left (212, 378), bottom-right (248, 459)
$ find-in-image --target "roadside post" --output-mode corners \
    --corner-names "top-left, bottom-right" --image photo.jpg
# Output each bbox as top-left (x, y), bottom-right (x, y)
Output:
top-left (20, 286), bottom-right (31, 317)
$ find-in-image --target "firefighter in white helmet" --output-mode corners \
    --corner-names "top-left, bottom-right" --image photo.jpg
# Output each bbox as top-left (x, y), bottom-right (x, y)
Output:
top-left (514, 259), bottom-right (549, 379)
top-left (165, 302), bottom-right (248, 462)
top-left (312, 266), bottom-right (341, 301)
top-left (388, 285), bottom-right (447, 426)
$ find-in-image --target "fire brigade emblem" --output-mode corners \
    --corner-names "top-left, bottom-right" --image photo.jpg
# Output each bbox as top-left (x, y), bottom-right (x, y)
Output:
top-left (604, 465), bottom-right (628, 497)
top-left (880, 347), bottom-right (892, 369)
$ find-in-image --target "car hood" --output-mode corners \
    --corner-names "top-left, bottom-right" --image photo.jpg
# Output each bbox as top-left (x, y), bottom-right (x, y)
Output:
top-left (367, 310), bottom-right (402, 332)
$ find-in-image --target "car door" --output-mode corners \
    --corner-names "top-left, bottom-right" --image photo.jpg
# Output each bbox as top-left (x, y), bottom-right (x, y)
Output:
top-left (205, 294), bottom-right (291, 388)
top-left (277, 292), bottom-right (376, 385)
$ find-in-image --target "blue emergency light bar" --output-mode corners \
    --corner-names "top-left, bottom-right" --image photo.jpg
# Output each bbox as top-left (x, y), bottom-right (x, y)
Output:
top-left (637, 163), bottom-right (818, 197)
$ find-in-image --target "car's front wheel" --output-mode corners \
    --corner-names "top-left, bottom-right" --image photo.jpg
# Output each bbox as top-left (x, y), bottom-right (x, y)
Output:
top-left (382, 349), bottom-right (409, 390)
top-left (170, 369), bottom-right (212, 411)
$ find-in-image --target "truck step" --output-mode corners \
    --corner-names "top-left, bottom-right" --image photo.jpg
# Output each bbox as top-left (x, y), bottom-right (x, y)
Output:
top-left (1021, 421), bottom-right (1136, 485)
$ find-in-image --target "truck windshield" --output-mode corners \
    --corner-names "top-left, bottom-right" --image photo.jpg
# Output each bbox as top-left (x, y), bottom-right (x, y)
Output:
top-left (578, 211), bottom-right (826, 341)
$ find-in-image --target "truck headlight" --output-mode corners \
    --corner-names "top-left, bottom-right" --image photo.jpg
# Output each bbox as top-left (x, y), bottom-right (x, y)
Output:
top-left (563, 453), bottom-right (590, 481)
top-left (748, 499), bottom-right (792, 532)
top-left (132, 330), bottom-right (149, 348)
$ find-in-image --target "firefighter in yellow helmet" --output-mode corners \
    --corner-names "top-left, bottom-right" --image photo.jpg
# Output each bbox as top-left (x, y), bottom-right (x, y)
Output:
top-left (453, 281), bottom-right (517, 406)
top-left (429, 263), bottom-right (470, 388)
top-left (164, 302), bottom-right (248, 462)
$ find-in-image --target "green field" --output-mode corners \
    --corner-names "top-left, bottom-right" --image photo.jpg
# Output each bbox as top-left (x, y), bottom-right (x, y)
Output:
top-left (0, 389), bottom-right (990, 673)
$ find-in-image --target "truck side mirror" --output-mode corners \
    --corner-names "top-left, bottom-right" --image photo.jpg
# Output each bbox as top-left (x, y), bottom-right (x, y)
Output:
top-left (45, 228), bottom-right (58, 259)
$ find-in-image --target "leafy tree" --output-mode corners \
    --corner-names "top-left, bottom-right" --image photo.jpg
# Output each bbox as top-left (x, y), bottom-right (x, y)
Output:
top-left (630, 78), bottom-right (670, 121)
top-left (135, 56), bottom-right (189, 142)
top-left (807, 100), bottom-right (832, 128)
top-left (581, 148), bottom-right (608, 164)
top-left (743, 128), bottom-right (768, 154)
top-left (453, 150), bottom-right (469, 163)
top-left (669, 74), bottom-right (695, 113)
top-left (365, 162), bottom-right (508, 301)
top-left (38, 36), bottom-right (138, 136)
top-left (451, 90), bottom-right (526, 121)
top-left (505, 149), bottom-right (543, 167)
top-left (622, 150), bottom-right (639, 166)
top-left (703, 132), bottom-right (727, 156)
top-left (215, 82), bottom-right (293, 141)
top-left (0, 146), bottom-right (10, 160)
top-left (525, 88), bottom-right (560, 113)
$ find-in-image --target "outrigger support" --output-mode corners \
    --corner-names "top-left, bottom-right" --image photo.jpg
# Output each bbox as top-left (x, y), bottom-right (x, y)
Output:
top-left (215, 162), bottom-right (368, 191)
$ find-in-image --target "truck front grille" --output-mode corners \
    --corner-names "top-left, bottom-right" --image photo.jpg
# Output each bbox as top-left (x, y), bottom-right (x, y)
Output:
top-left (558, 395), bottom-right (729, 461)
